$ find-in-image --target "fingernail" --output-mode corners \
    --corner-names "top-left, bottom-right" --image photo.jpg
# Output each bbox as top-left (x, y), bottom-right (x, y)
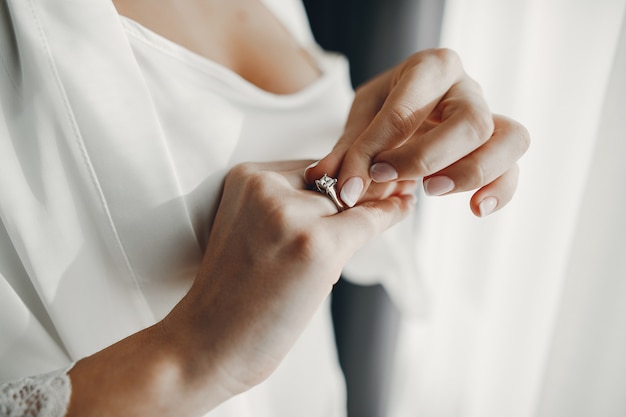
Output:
top-left (424, 176), bottom-right (455, 196)
top-left (479, 197), bottom-right (498, 217)
top-left (304, 160), bottom-right (319, 181)
top-left (370, 162), bottom-right (398, 183)
top-left (340, 177), bottom-right (364, 207)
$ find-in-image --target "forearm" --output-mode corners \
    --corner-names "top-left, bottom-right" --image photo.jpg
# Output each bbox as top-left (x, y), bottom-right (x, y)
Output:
top-left (35, 161), bottom-right (414, 417)
top-left (66, 321), bottom-right (233, 417)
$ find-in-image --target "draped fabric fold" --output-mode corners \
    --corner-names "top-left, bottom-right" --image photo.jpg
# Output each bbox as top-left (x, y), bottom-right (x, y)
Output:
top-left (1, 0), bottom-right (159, 365)
top-left (1, 0), bottom-right (425, 415)
top-left (390, 1), bottom-right (626, 416)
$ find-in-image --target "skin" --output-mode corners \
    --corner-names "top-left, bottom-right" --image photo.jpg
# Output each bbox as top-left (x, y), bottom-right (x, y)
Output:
top-left (112, 0), bottom-right (321, 94)
top-left (67, 162), bottom-right (416, 416)
top-left (114, 0), bottom-right (530, 215)
top-left (62, 0), bottom-right (529, 414)
top-left (305, 49), bottom-right (530, 216)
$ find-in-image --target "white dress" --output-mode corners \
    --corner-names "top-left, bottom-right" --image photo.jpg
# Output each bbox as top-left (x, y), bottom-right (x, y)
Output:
top-left (0, 0), bottom-right (423, 415)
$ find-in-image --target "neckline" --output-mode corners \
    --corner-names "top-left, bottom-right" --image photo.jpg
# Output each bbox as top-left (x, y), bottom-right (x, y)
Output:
top-left (120, 15), bottom-right (347, 106)
top-left (114, 0), bottom-right (325, 97)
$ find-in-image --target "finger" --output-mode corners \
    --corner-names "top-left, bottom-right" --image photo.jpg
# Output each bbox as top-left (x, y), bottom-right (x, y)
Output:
top-left (304, 74), bottom-right (392, 184)
top-left (326, 193), bottom-right (417, 253)
top-left (333, 51), bottom-right (468, 202)
top-left (252, 170), bottom-right (340, 219)
top-left (361, 180), bottom-right (419, 202)
top-left (307, 50), bottom-right (466, 203)
top-left (469, 164), bottom-right (520, 217)
top-left (422, 114), bottom-right (530, 195)
top-left (372, 78), bottom-right (494, 183)
top-left (350, 50), bottom-right (464, 155)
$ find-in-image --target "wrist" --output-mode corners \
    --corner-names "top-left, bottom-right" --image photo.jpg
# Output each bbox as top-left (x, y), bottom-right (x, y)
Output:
top-left (147, 318), bottom-right (242, 411)
top-left (66, 319), bottom-right (235, 417)
top-left (159, 301), bottom-right (255, 400)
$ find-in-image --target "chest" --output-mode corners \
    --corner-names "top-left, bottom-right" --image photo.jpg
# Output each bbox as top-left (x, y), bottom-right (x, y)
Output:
top-left (112, 0), bottom-right (321, 94)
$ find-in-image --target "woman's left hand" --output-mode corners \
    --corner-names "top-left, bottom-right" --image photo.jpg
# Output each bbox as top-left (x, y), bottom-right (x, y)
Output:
top-left (305, 48), bottom-right (530, 217)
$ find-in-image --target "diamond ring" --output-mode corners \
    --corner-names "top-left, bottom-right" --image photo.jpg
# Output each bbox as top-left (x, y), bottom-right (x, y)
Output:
top-left (315, 174), bottom-right (345, 212)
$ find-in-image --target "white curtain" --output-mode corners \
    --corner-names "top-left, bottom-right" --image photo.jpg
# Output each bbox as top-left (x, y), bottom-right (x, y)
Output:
top-left (390, 1), bottom-right (626, 416)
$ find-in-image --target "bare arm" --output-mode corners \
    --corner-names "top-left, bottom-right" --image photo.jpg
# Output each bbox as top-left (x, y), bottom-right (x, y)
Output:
top-left (47, 161), bottom-right (414, 417)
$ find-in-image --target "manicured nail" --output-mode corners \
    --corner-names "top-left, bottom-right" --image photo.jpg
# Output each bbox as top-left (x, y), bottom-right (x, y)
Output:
top-left (340, 177), bottom-right (364, 207)
top-left (304, 160), bottom-right (319, 181)
top-left (370, 162), bottom-right (398, 183)
top-left (479, 197), bottom-right (498, 217)
top-left (424, 176), bottom-right (455, 196)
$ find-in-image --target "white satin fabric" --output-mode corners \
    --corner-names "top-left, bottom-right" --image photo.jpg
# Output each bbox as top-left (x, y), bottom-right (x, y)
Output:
top-left (0, 0), bottom-right (422, 415)
top-left (389, 1), bottom-right (626, 416)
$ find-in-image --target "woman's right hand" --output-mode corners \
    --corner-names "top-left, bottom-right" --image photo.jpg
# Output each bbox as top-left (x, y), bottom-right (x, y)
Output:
top-left (161, 161), bottom-right (416, 410)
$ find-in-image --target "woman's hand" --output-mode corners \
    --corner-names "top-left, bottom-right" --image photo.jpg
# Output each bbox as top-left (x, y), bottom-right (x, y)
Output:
top-left (67, 161), bottom-right (415, 417)
top-left (305, 48), bottom-right (530, 217)
top-left (163, 161), bottom-right (416, 406)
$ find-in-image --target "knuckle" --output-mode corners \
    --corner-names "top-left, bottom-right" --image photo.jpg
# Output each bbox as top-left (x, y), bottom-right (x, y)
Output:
top-left (462, 103), bottom-right (495, 145)
top-left (387, 102), bottom-right (418, 138)
top-left (414, 154), bottom-right (435, 177)
top-left (288, 228), bottom-right (326, 261)
top-left (402, 48), bottom-right (463, 85)
top-left (463, 159), bottom-right (488, 189)
top-left (401, 50), bottom-right (428, 70)
top-left (281, 220), bottom-right (342, 267)
top-left (431, 48), bottom-right (462, 70)
top-left (406, 146), bottom-right (436, 176)
top-left (410, 48), bottom-right (461, 69)
top-left (242, 171), bottom-right (287, 217)
top-left (264, 205), bottom-right (291, 234)
top-left (227, 162), bottom-right (257, 181)
top-left (417, 158), bottom-right (435, 177)
top-left (259, 200), bottom-right (303, 248)
top-left (495, 116), bottom-right (531, 156)
top-left (243, 170), bottom-right (271, 195)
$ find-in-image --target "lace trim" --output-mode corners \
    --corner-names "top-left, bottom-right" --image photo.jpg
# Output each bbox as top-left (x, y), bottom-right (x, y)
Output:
top-left (0, 365), bottom-right (73, 417)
